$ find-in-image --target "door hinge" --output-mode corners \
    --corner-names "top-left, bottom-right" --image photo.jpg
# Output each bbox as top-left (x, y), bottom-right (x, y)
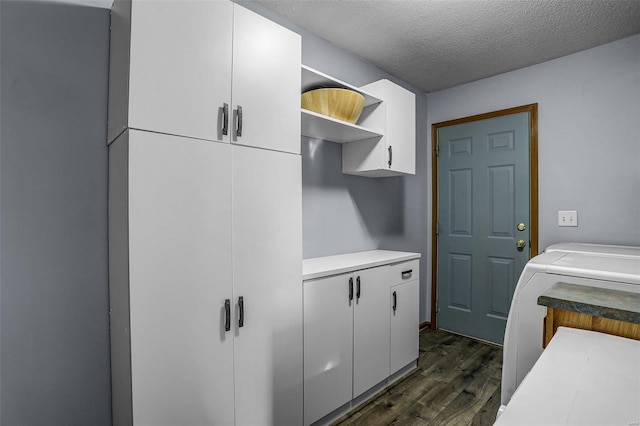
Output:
top-left (435, 144), bottom-right (440, 157)
top-left (436, 221), bottom-right (440, 235)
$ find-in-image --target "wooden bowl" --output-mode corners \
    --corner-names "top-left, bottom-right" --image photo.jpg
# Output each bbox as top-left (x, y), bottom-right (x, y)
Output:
top-left (301, 88), bottom-right (365, 124)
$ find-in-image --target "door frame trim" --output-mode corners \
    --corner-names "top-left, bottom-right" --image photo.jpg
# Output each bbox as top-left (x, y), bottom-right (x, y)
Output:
top-left (430, 103), bottom-right (539, 328)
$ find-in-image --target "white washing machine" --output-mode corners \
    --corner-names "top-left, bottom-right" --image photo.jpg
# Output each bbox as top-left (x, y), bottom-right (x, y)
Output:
top-left (501, 243), bottom-right (640, 407)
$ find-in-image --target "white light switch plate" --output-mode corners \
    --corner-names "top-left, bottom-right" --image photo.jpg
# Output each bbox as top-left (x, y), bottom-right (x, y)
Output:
top-left (558, 210), bottom-right (578, 227)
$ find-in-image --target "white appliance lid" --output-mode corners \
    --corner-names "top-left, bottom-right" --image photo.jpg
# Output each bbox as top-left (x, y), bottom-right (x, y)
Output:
top-left (545, 242), bottom-right (640, 258)
top-left (546, 252), bottom-right (640, 284)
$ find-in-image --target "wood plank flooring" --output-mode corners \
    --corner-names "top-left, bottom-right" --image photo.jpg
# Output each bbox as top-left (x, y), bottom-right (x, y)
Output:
top-left (332, 328), bottom-right (503, 426)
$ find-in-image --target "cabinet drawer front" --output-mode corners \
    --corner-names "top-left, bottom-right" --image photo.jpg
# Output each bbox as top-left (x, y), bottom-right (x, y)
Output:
top-left (389, 259), bottom-right (419, 286)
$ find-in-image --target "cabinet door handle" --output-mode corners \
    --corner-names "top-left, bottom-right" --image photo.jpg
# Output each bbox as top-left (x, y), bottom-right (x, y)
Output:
top-left (224, 299), bottom-right (231, 332)
top-left (238, 296), bottom-right (244, 328)
top-left (401, 269), bottom-right (413, 279)
top-left (236, 105), bottom-right (243, 137)
top-left (349, 277), bottom-right (353, 301)
top-left (393, 291), bottom-right (397, 313)
top-left (388, 145), bottom-right (392, 168)
top-left (356, 276), bottom-right (361, 300)
top-left (222, 103), bottom-right (229, 136)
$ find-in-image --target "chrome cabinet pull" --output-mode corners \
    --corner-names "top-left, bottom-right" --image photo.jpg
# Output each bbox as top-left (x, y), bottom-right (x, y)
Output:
top-left (401, 269), bottom-right (413, 279)
top-left (392, 291), bottom-right (397, 313)
top-left (236, 105), bottom-right (243, 137)
top-left (222, 103), bottom-right (229, 136)
top-left (356, 276), bottom-right (361, 300)
top-left (224, 299), bottom-right (231, 332)
top-left (349, 277), bottom-right (354, 301)
top-left (388, 145), bottom-right (393, 167)
top-left (238, 296), bottom-right (244, 328)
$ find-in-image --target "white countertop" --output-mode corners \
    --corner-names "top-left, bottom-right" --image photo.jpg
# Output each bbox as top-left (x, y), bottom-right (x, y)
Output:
top-left (303, 250), bottom-right (421, 281)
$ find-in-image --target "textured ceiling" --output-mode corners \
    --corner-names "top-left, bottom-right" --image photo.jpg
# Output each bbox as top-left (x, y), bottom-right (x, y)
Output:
top-left (42, 0), bottom-right (640, 93)
top-left (255, 0), bottom-right (640, 92)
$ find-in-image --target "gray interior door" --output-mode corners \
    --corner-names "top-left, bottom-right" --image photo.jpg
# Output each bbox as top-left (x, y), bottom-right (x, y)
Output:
top-left (437, 112), bottom-right (530, 344)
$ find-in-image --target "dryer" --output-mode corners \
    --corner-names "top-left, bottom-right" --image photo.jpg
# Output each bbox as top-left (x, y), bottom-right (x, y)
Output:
top-left (501, 243), bottom-right (640, 406)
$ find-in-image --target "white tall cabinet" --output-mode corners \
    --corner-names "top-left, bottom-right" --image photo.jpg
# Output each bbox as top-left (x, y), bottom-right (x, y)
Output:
top-left (108, 1), bottom-right (303, 425)
top-left (231, 145), bottom-right (303, 426)
top-left (110, 131), bottom-right (236, 426)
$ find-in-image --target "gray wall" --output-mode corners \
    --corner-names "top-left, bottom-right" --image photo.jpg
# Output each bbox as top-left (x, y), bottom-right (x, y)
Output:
top-left (0, 1), bottom-right (111, 424)
top-left (239, 1), bottom-right (431, 323)
top-left (427, 35), bottom-right (640, 318)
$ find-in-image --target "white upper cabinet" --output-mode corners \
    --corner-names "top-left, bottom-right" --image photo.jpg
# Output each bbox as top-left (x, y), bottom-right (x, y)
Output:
top-left (342, 80), bottom-right (416, 177)
top-left (108, 0), bottom-right (301, 155)
top-left (232, 7), bottom-right (301, 154)
top-left (109, 0), bottom-right (233, 143)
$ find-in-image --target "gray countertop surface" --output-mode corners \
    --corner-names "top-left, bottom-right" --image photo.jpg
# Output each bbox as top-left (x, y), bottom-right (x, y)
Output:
top-left (537, 282), bottom-right (640, 325)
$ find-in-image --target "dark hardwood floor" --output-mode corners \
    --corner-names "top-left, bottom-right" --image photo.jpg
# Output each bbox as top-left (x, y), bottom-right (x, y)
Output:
top-left (332, 328), bottom-right (503, 426)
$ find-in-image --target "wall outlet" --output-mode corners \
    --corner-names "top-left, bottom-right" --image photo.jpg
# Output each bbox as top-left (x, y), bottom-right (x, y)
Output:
top-left (558, 210), bottom-right (578, 227)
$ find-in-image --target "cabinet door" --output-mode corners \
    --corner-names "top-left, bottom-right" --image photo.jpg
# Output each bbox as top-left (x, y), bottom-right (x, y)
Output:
top-left (353, 265), bottom-right (391, 397)
top-left (232, 146), bottom-right (303, 426)
top-left (303, 273), bottom-right (354, 426)
top-left (343, 80), bottom-right (415, 177)
top-left (383, 81), bottom-right (415, 174)
top-left (390, 280), bottom-right (420, 375)
top-left (128, 0), bottom-right (233, 142)
top-left (127, 131), bottom-right (234, 425)
top-left (231, 5), bottom-right (301, 154)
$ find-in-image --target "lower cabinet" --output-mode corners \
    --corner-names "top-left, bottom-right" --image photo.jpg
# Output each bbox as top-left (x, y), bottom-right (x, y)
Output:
top-left (353, 266), bottom-right (392, 397)
top-left (391, 279), bottom-right (420, 375)
top-left (303, 272), bottom-right (354, 425)
top-left (303, 265), bottom-right (391, 425)
top-left (303, 253), bottom-right (420, 425)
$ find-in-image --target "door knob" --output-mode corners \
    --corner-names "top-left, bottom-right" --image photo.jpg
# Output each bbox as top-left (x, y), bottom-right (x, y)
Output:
top-left (517, 223), bottom-right (526, 231)
top-left (516, 239), bottom-right (526, 251)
